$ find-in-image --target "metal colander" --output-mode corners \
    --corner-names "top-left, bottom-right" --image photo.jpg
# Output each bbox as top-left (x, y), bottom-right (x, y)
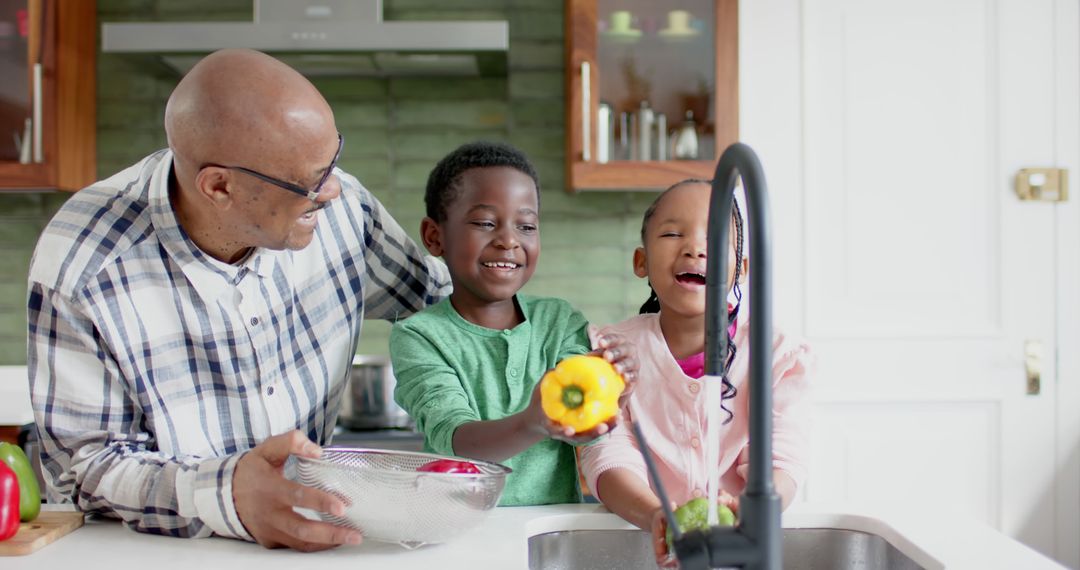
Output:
top-left (296, 447), bottom-right (511, 549)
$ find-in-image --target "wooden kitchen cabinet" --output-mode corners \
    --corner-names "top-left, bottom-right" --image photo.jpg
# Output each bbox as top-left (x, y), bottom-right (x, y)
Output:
top-left (565, 0), bottom-right (737, 191)
top-left (0, 0), bottom-right (95, 191)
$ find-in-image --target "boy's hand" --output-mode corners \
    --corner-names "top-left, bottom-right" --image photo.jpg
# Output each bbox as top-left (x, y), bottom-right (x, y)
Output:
top-left (525, 381), bottom-right (614, 444)
top-left (588, 325), bottom-right (639, 407)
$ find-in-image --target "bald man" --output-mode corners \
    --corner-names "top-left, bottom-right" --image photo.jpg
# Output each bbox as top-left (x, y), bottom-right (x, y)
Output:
top-left (27, 50), bottom-right (450, 550)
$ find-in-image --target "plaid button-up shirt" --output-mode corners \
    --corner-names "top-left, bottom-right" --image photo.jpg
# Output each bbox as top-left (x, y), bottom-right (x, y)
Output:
top-left (27, 150), bottom-right (449, 540)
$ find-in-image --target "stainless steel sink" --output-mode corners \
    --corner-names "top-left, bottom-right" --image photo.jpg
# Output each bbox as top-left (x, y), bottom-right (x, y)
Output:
top-left (528, 528), bottom-right (926, 570)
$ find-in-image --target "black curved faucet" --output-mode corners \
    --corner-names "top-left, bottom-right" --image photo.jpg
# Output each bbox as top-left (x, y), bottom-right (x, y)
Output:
top-left (630, 143), bottom-right (782, 569)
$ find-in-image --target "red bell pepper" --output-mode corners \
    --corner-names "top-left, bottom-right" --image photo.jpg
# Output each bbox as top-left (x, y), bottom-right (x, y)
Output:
top-left (417, 459), bottom-right (481, 474)
top-left (0, 461), bottom-right (19, 541)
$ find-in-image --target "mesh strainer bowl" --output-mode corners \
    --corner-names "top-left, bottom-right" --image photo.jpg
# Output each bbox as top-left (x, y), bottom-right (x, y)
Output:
top-left (296, 447), bottom-right (512, 549)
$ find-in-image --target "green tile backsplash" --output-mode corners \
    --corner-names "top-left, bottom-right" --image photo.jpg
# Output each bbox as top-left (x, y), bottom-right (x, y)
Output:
top-left (0, 0), bottom-right (656, 364)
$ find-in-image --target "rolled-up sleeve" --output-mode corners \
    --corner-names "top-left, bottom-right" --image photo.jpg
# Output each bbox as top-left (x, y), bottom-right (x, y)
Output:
top-left (390, 322), bottom-right (479, 455)
top-left (29, 283), bottom-right (252, 540)
top-left (577, 408), bottom-right (649, 500)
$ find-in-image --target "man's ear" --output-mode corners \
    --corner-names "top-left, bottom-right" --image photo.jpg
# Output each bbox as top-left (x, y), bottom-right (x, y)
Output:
top-left (194, 167), bottom-right (233, 209)
top-left (632, 247), bottom-right (648, 278)
top-left (420, 217), bottom-right (444, 256)
top-left (739, 255), bottom-right (750, 284)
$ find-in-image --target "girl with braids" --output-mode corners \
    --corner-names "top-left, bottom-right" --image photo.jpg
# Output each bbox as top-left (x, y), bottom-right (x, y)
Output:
top-left (577, 179), bottom-right (813, 566)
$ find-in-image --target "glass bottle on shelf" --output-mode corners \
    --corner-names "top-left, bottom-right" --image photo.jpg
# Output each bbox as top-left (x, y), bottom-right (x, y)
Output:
top-left (673, 110), bottom-right (699, 160)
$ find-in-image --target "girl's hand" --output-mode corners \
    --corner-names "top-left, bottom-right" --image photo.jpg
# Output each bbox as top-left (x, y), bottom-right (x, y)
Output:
top-left (651, 503), bottom-right (679, 569)
top-left (651, 493), bottom-right (741, 568)
top-left (588, 326), bottom-right (639, 407)
top-left (718, 491), bottom-right (739, 516)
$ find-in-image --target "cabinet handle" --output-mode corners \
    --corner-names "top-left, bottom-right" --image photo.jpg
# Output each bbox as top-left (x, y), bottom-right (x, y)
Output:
top-left (581, 61), bottom-right (590, 162)
top-left (32, 63), bottom-right (42, 163)
top-left (31, 0), bottom-right (46, 163)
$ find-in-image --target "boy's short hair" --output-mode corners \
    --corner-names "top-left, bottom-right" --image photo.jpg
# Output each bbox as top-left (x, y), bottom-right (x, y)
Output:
top-left (424, 141), bottom-right (541, 222)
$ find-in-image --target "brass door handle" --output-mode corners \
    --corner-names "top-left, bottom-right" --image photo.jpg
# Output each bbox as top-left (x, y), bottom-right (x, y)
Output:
top-left (1016, 168), bottom-right (1068, 201)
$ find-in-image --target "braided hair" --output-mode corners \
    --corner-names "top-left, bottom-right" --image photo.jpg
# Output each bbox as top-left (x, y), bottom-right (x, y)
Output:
top-left (637, 179), bottom-right (744, 422)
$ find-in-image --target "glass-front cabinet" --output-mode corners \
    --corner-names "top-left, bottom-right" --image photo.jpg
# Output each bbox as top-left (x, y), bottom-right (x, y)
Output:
top-left (565, 0), bottom-right (737, 191)
top-left (0, 0), bottom-right (95, 191)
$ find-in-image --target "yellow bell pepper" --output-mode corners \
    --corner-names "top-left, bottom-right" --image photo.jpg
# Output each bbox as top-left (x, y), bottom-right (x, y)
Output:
top-left (540, 355), bottom-right (625, 433)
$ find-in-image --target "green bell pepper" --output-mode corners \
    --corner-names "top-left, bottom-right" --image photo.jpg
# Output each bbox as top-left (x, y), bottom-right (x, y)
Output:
top-left (0, 442), bottom-right (40, 522)
top-left (666, 497), bottom-right (736, 549)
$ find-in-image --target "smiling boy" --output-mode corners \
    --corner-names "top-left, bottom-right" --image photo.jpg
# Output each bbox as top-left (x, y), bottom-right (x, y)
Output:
top-left (390, 141), bottom-right (638, 506)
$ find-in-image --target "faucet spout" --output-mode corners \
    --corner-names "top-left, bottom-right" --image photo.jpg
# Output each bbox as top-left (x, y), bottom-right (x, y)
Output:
top-left (632, 143), bottom-right (782, 570)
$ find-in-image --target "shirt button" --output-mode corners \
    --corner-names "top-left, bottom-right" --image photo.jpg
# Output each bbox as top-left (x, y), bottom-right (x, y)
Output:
top-left (688, 383), bottom-right (700, 394)
top-left (693, 488), bottom-right (704, 498)
top-left (502, 329), bottom-right (511, 336)
top-left (250, 317), bottom-right (259, 326)
top-left (267, 386), bottom-right (274, 396)
top-left (509, 368), bottom-right (518, 377)
top-left (690, 437), bottom-right (700, 449)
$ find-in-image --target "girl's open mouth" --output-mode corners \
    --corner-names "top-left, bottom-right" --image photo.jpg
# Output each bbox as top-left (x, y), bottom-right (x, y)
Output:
top-left (675, 272), bottom-right (706, 286)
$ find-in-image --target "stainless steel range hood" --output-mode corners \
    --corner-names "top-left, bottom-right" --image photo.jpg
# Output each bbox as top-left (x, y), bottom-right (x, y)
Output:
top-left (101, 0), bottom-right (509, 77)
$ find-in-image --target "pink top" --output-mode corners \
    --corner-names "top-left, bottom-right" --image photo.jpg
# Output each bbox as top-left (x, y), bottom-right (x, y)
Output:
top-left (578, 313), bottom-right (813, 506)
top-left (675, 351), bottom-right (706, 379)
top-left (675, 314), bottom-right (735, 378)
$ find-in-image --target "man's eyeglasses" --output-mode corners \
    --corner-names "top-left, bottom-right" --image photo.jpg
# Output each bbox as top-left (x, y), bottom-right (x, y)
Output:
top-left (201, 133), bottom-right (344, 202)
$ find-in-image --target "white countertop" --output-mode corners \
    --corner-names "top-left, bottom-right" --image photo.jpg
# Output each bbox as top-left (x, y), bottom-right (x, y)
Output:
top-left (0, 365), bottom-right (32, 426)
top-left (3, 503), bottom-right (1063, 569)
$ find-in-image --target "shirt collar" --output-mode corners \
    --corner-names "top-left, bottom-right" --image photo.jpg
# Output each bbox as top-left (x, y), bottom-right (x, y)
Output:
top-left (147, 151), bottom-right (277, 303)
top-left (440, 295), bottom-right (532, 337)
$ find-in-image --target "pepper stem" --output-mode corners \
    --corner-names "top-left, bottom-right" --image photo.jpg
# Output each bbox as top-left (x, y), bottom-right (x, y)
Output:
top-left (561, 385), bottom-right (585, 409)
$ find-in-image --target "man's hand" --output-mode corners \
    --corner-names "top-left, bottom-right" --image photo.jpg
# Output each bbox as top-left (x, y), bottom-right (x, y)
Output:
top-left (233, 431), bottom-right (363, 551)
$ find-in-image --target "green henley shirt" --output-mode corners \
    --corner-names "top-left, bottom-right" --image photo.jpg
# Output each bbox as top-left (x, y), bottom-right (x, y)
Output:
top-left (390, 295), bottom-right (591, 505)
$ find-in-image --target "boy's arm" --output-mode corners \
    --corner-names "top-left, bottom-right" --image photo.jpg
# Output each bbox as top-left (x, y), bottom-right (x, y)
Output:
top-left (452, 372), bottom-right (626, 462)
top-left (391, 324), bottom-right (480, 456)
top-left (451, 406), bottom-right (547, 463)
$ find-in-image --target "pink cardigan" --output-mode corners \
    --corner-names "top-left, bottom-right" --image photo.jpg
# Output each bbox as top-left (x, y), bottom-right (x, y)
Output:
top-left (579, 313), bottom-right (813, 506)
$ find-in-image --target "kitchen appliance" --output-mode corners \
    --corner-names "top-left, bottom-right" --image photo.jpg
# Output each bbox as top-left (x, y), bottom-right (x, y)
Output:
top-left (338, 355), bottom-right (412, 430)
top-left (101, 0), bottom-right (508, 77)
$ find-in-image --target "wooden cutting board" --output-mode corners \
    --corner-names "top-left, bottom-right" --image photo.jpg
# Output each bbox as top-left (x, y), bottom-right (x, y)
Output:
top-left (0, 511), bottom-right (84, 556)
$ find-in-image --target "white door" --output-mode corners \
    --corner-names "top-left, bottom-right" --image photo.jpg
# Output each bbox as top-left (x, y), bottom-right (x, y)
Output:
top-left (741, 0), bottom-right (1080, 565)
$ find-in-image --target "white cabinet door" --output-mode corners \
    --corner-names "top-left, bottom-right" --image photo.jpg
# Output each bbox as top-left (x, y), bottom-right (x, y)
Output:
top-left (742, 0), bottom-right (1079, 565)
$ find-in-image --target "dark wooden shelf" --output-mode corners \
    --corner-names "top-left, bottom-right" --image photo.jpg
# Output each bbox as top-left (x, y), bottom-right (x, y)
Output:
top-left (0, 0), bottom-right (96, 192)
top-left (565, 0), bottom-right (737, 192)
